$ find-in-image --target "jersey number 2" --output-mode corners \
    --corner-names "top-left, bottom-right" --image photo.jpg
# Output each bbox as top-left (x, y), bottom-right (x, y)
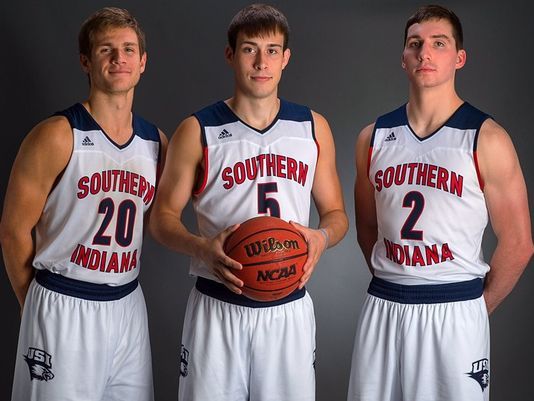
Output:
top-left (258, 183), bottom-right (281, 218)
top-left (401, 191), bottom-right (424, 240)
top-left (93, 198), bottom-right (137, 246)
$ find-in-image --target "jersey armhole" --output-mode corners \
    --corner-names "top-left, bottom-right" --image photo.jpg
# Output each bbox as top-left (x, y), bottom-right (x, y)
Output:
top-left (193, 115), bottom-right (209, 195)
top-left (367, 126), bottom-right (378, 181)
top-left (473, 117), bottom-right (492, 192)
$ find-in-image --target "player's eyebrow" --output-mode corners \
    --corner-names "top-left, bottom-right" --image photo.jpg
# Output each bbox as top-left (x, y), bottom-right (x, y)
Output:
top-left (241, 40), bottom-right (283, 48)
top-left (407, 34), bottom-right (451, 42)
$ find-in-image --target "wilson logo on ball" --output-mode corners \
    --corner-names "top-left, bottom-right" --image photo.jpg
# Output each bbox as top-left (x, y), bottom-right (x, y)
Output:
top-left (257, 263), bottom-right (297, 281)
top-left (244, 237), bottom-right (301, 257)
top-left (224, 216), bottom-right (308, 302)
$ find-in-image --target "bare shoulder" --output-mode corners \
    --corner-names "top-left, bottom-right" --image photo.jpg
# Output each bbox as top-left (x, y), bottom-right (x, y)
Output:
top-left (355, 123), bottom-right (375, 156)
top-left (165, 116), bottom-right (203, 166)
top-left (477, 118), bottom-right (516, 166)
top-left (17, 115), bottom-right (72, 169)
top-left (311, 110), bottom-right (332, 138)
top-left (478, 118), bottom-right (511, 146)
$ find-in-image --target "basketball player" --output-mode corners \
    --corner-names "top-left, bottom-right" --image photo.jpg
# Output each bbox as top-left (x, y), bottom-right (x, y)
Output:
top-left (0, 7), bottom-right (166, 400)
top-left (348, 5), bottom-right (533, 401)
top-left (150, 4), bottom-right (348, 400)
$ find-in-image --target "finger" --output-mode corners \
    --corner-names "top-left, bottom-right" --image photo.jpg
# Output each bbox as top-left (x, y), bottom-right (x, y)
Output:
top-left (217, 265), bottom-right (244, 290)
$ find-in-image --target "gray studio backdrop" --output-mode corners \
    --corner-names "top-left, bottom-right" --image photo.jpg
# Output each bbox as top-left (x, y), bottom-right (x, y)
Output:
top-left (1, 1), bottom-right (532, 400)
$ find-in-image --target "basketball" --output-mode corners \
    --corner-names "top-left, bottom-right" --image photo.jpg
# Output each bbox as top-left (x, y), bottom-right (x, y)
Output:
top-left (224, 216), bottom-right (308, 302)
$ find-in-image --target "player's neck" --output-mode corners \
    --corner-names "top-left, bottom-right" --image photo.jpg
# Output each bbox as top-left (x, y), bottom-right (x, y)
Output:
top-left (226, 94), bottom-right (280, 131)
top-left (83, 92), bottom-right (135, 144)
top-left (406, 87), bottom-right (463, 138)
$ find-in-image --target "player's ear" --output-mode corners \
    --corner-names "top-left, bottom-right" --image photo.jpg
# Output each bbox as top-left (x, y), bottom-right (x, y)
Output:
top-left (80, 54), bottom-right (90, 73)
top-left (401, 54), bottom-right (406, 70)
top-left (225, 45), bottom-right (234, 65)
top-left (140, 52), bottom-right (147, 74)
top-left (282, 48), bottom-right (291, 70)
top-left (455, 49), bottom-right (466, 70)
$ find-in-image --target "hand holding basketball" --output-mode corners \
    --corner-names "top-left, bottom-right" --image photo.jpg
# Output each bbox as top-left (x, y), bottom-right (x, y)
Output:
top-left (224, 216), bottom-right (308, 301)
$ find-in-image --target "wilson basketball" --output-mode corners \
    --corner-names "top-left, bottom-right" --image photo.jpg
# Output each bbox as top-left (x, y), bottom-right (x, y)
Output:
top-left (224, 216), bottom-right (308, 302)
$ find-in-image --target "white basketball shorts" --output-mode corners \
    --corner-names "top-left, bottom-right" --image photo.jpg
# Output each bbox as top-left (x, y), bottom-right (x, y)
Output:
top-left (179, 278), bottom-right (316, 401)
top-left (347, 277), bottom-right (490, 401)
top-left (11, 270), bottom-right (153, 401)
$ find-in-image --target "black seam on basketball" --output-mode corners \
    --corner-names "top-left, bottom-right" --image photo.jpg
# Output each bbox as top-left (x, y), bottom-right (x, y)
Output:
top-left (225, 227), bottom-right (306, 254)
top-left (242, 282), bottom-right (299, 292)
top-left (240, 252), bottom-right (308, 267)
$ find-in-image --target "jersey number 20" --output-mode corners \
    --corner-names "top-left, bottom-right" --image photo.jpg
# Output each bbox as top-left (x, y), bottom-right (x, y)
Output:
top-left (93, 198), bottom-right (137, 247)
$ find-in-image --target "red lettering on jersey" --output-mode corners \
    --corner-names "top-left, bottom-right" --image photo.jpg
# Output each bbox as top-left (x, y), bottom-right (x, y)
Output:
top-left (222, 167), bottom-right (234, 189)
top-left (76, 170), bottom-right (155, 202)
top-left (70, 243), bottom-right (139, 274)
top-left (450, 173), bottom-right (463, 197)
top-left (77, 177), bottom-right (89, 199)
top-left (441, 243), bottom-right (454, 262)
top-left (373, 163), bottom-right (463, 197)
top-left (220, 153), bottom-right (310, 189)
top-left (107, 252), bottom-right (119, 273)
top-left (383, 238), bottom-right (456, 267)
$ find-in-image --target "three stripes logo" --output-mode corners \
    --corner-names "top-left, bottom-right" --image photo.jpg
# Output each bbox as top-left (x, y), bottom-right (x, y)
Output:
top-left (385, 132), bottom-right (396, 142)
top-left (218, 129), bottom-right (232, 139)
top-left (82, 136), bottom-right (94, 146)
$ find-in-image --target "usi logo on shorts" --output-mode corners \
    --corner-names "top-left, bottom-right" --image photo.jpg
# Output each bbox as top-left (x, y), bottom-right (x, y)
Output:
top-left (24, 347), bottom-right (55, 381)
top-left (466, 358), bottom-right (489, 391)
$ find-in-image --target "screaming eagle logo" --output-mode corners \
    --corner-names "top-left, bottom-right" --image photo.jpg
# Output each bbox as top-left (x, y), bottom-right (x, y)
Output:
top-left (24, 347), bottom-right (54, 381)
top-left (467, 358), bottom-right (489, 391)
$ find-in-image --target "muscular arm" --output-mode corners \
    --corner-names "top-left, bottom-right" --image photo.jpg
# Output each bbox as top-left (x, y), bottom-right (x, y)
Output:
top-left (354, 124), bottom-right (377, 274)
top-left (148, 117), bottom-right (243, 293)
top-left (0, 117), bottom-right (72, 308)
top-left (477, 119), bottom-right (534, 314)
top-left (293, 111), bottom-right (348, 287)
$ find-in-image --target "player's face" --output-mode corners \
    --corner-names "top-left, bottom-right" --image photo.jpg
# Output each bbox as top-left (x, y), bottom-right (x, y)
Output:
top-left (402, 18), bottom-right (465, 89)
top-left (226, 30), bottom-right (290, 100)
top-left (80, 27), bottom-right (146, 95)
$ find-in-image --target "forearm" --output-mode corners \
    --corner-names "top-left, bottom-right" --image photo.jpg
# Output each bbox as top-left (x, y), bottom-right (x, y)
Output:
top-left (483, 240), bottom-right (533, 314)
top-left (318, 209), bottom-right (348, 248)
top-left (150, 213), bottom-right (207, 259)
top-left (1, 233), bottom-right (36, 308)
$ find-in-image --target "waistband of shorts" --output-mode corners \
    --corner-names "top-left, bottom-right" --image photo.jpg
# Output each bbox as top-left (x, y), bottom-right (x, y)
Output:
top-left (35, 269), bottom-right (138, 301)
top-left (368, 276), bottom-right (484, 304)
top-left (195, 277), bottom-right (306, 308)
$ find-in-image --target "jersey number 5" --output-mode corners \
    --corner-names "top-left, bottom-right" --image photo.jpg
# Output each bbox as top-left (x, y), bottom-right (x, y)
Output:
top-left (93, 198), bottom-right (137, 247)
top-left (258, 183), bottom-right (281, 218)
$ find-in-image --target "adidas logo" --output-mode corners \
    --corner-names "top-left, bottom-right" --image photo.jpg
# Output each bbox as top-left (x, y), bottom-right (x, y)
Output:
top-left (218, 129), bottom-right (232, 139)
top-left (82, 136), bottom-right (94, 146)
top-left (385, 132), bottom-right (396, 142)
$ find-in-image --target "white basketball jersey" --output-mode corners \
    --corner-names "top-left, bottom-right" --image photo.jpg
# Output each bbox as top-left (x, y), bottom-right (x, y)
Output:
top-left (32, 103), bottom-right (161, 285)
top-left (369, 102), bottom-right (490, 285)
top-left (190, 99), bottom-right (318, 279)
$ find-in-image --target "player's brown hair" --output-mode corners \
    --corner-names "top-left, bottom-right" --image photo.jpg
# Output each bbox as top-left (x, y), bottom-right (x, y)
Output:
top-left (78, 7), bottom-right (146, 57)
top-left (404, 5), bottom-right (464, 50)
top-left (227, 3), bottom-right (290, 51)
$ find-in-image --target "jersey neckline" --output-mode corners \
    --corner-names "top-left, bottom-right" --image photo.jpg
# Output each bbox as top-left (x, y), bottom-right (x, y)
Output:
top-left (76, 103), bottom-right (137, 150)
top-left (404, 101), bottom-right (467, 142)
top-left (219, 99), bottom-right (284, 135)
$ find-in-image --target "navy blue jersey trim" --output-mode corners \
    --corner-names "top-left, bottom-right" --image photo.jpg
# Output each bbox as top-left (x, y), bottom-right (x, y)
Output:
top-left (375, 104), bottom-right (407, 129)
top-left (35, 269), bottom-right (138, 301)
top-left (55, 103), bottom-right (159, 150)
top-left (194, 99), bottom-right (313, 136)
top-left (195, 277), bottom-right (306, 308)
top-left (368, 276), bottom-right (483, 304)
